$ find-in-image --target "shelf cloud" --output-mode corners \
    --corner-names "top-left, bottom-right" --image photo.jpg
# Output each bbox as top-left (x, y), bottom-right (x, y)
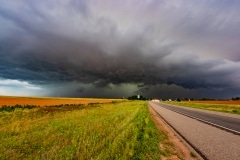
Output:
top-left (0, 0), bottom-right (240, 98)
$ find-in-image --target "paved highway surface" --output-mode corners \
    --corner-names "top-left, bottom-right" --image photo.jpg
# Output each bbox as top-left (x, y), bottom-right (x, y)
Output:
top-left (149, 101), bottom-right (240, 160)
top-left (156, 102), bottom-right (240, 134)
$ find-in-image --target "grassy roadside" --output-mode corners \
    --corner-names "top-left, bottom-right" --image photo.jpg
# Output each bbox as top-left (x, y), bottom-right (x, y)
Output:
top-left (0, 101), bottom-right (176, 159)
top-left (163, 101), bottom-right (240, 114)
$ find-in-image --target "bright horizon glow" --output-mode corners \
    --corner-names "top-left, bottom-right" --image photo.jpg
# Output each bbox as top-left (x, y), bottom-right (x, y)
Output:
top-left (0, 79), bottom-right (43, 96)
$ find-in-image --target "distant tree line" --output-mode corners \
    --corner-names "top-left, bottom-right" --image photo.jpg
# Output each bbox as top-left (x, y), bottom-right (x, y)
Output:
top-left (127, 96), bottom-right (240, 101)
top-left (128, 95), bottom-right (148, 100)
top-left (232, 97), bottom-right (240, 100)
top-left (161, 97), bottom-right (240, 101)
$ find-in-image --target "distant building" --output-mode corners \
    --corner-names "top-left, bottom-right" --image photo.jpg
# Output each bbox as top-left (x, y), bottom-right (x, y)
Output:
top-left (152, 99), bottom-right (160, 103)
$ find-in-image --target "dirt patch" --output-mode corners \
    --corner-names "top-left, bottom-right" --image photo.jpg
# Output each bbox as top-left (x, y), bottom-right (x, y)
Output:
top-left (148, 105), bottom-right (199, 160)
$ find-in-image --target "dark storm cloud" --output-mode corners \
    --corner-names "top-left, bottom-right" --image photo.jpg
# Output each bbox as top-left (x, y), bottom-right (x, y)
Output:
top-left (0, 0), bottom-right (240, 98)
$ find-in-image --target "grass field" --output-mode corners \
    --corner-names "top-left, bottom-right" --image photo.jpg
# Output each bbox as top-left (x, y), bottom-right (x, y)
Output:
top-left (163, 100), bottom-right (240, 114)
top-left (0, 99), bottom-right (179, 159)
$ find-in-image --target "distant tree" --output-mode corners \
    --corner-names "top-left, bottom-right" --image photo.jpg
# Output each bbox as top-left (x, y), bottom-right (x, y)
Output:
top-left (127, 95), bottom-right (147, 100)
top-left (232, 97), bottom-right (240, 100)
top-left (201, 98), bottom-right (215, 101)
top-left (176, 98), bottom-right (181, 102)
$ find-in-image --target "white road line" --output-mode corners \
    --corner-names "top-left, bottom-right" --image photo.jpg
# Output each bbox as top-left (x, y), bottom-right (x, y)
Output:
top-left (159, 103), bottom-right (240, 135)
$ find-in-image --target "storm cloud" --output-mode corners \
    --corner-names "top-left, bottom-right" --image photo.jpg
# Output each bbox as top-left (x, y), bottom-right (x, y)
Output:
top-left (0, 0), bottom-right (240, 98)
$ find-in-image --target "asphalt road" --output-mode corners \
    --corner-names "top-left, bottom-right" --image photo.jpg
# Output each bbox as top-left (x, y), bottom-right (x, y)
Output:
top-left (156, 102), bottom-right (240, 134)
top-left (149, 101), bottom-right (240, 160)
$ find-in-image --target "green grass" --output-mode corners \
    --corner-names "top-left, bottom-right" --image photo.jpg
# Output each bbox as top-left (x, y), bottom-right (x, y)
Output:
top-left (0, 101), bottom-right (177, 159)
top-left (190, 152), bottom-right (197, 158)
top-left (163, 101), bottom-right (240, 114)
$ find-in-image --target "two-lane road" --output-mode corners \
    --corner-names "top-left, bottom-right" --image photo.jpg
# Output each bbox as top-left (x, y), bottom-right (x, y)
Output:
top-left (149, 101), bottom-right (240, 160)
top-left (157, 102), bottom-right (240, 134)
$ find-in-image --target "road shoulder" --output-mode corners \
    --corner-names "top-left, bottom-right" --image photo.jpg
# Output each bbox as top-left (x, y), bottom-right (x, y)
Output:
top-left (148, 104), bottom-right (200, 160)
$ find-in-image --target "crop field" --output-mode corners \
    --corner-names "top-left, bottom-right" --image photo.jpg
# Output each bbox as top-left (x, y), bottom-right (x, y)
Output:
top-left (0, 96), bottom-right (121, 107)
top-left (189, 100), bottom-right (240, 105)
top-left (164, 100), bottom-right (240, 114)
top-left (0, 99), bottom-right (179, 159)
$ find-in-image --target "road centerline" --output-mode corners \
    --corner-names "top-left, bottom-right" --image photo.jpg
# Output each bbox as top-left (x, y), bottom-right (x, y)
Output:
top-left (155, 102), bottom-right (240, 135)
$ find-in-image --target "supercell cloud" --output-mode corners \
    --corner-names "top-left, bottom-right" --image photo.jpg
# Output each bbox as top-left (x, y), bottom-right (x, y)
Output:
top-left (0, 0), bottom-right (240, 98)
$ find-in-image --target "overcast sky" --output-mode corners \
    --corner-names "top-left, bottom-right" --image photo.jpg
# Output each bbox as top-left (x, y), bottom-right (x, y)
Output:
top-left (0, 0), bottom-right (240, 99)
